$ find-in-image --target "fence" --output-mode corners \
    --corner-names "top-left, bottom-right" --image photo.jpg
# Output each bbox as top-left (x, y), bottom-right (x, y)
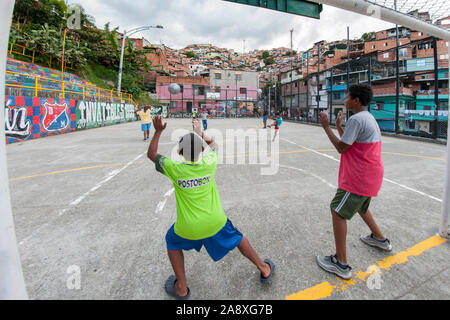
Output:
top-left (279, 37), bottom-right (449, 141)
top-left (157, 83), bottom-right (263, 118)
top-left (8, 42), bottom-right (75, 72)
top-left (5, 70), bottom-right (137, 106)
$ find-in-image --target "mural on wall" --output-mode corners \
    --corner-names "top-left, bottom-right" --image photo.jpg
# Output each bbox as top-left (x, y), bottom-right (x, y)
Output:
top-left (151, 106), bottom-right (168, 117)
top-left (4, 96), bottom-right (137, 144)
top-left (76, 101), bottom-right (136, 129)
top-left (42, 100), bottom-right (70, 132)
top-left (4, 98), bottom-right (30, 140)
top-left (5, 96), bottom-right (76, 144)
top-left (7, 58), bottom-right (87, 85)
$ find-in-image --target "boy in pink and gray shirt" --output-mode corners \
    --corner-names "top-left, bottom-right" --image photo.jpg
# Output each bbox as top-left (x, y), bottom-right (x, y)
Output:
top-left (316, 84), bottom-right (392, 280)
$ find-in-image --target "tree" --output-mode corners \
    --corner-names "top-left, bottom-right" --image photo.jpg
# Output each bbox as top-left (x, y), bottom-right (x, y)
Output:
top-left (9, 1), bottom-right (156, 97)
top-left (284, 50), bottom-right (297, 56)
top-left (184, 50), bottom-right (195, 58)
top-left (264, 57), bottom-right (275, 65)
top-left (262, 51), bottom-right (270, 59)
top-left (361, 32), bottom-right (376, 42)
top-left (9, 25), bottom-right (25, 44)
top-left (20, 23), bottom-right (89, 69)
top-left (13, 0), bottom-right (67, 29)
top-left (104, 22), bottom-right (120, 52)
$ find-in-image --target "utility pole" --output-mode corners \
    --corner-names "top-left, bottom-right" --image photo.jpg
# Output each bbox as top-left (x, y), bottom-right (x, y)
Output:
top-left (117, 25), bottom-right (163, 96)
top-left (347, 26), bottom-right (350, 120)
top-left (368, 56), bottom-right (372, 113)
top-left (306, 49), bottom-right (310, 120)
top-left (394, 0), bottom-right (400, 134)
top-left (290, 28), bottom-right (294, 118)
top-left (316, 41), bottom-right (321, 123)
top-left (330, 67), bottom-right (334, 125)
top-left (274, 68), bottom-right (278, 112)
top-left (433, 37), bottom-right (439, 138)
top-left (268, 85), bottom-right (271, 116)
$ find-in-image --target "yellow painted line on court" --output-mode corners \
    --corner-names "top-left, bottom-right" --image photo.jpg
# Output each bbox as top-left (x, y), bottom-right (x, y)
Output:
top-left (225, 149), bottom-right (336, 159)
top-left (286, 235), bottom-right (447, 300)
top-left (8, 149), bottom-right (445, 182)
top-left (382, 151), bottom-right (445, 162)
top-left (226, 147), bottom-right (445, 162)
top-left (9, 161), bottom-right (146, 182)
top-left (8, 150), bottom-right (332, 182)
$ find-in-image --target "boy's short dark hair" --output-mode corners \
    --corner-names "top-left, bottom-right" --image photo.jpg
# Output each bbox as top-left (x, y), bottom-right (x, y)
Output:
top-left (179, 133), bottom-right (204, 162)
top-left (348, 84), bottom-right (373, 106)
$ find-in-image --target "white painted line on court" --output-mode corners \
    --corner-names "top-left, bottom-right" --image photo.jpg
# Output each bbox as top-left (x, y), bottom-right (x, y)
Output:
top-left (282, 138), bottom-right (340, 162)
top-left (19, 153), bottom-right (146, 246)
top-left (153, 166), bottom-right (335, 216)
top-left (280, 165), bottom-right (337, 189)
top-left (67, 153), bottom-right (145, 209)
top-left (383, 178), bottom-right (443, 203)
top-left (156, 188), bottom-right (175, 214)
top-left (281, 138), bottom-right (443, 203)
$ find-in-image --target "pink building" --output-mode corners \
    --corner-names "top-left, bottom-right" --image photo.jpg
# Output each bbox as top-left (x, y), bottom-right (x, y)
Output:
top-left (157, 73), bottom-right (259, 114)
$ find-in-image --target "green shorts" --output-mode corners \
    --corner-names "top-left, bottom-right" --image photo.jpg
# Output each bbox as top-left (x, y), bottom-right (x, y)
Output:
top-left (330, 188), bottom-right (371, 220)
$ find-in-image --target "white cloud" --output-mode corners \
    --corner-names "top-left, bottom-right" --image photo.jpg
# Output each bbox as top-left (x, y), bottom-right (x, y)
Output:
top-left (70, 0), bottom-right (394, 52)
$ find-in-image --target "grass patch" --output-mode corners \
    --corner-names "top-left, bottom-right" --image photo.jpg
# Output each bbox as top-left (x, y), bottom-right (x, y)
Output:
top-left (135, 93), bottom-right (166, 106)
top-left (82, 65), bottom-right (115, 90)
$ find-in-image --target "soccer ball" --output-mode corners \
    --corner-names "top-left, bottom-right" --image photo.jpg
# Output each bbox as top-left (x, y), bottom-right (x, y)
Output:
top-left (168, 83), bottom-right (181, 95)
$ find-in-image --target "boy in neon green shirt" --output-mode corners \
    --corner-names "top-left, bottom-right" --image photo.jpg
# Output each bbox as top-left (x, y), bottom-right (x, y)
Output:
top-left (148, 116), bottom-right (275, 299)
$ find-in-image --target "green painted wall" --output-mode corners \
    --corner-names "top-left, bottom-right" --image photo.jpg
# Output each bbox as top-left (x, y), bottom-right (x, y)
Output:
top-left (76, 101), bottom-right (137, 129)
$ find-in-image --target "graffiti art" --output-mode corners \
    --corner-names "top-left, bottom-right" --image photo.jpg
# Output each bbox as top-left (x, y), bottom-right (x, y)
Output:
top-left (42, 100), bottom-right (70, 132)
top-left (4, 98), bottom-right (31, 140)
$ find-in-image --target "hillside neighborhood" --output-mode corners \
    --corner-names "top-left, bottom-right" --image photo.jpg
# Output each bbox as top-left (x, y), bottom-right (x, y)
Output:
top-left (6, 1), bottom-right (450, 138)
top-left (117, 10), bottom-right (449, 138)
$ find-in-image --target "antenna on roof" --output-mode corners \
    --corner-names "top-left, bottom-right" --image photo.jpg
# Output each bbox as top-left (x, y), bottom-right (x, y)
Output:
top-left (290, 28), bottom-right (294, 57)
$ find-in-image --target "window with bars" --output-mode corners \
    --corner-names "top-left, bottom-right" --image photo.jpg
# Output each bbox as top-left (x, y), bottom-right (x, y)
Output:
top-left (193, 85), bottom-right (205, 96)
top-left (374, 101), bottom-right (385, 110)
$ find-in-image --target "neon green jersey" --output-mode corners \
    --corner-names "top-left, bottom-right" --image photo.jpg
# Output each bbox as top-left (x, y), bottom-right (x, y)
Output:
top-left (155, 149), bottom-right (227, 240)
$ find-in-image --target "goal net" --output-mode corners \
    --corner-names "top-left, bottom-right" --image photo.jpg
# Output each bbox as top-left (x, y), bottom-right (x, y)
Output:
top-left (366, 0), bottom-right (450, 24)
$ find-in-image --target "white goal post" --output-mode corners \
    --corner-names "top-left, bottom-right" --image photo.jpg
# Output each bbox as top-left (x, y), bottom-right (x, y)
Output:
top-left (0, 0), bottom-right (28, 299)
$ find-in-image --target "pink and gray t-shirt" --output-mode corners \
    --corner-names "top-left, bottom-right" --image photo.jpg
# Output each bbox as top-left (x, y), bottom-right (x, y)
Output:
top-left (339, 111), bottom-right (384, 197)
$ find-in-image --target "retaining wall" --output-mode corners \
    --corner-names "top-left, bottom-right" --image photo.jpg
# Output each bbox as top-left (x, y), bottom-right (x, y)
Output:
top-left (4, 96), bottom-right (136, 144)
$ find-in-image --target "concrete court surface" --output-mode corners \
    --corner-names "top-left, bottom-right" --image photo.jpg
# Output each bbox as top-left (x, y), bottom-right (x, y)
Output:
top-left (5, 118), bottom-right (450, 300)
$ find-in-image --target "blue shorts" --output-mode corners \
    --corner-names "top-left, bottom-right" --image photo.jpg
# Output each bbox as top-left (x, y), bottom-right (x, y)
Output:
top-left (141, 123), bottom-right (151, 131)
top-left (263, 116), bottom-right (268, 122)
top-left (165, 219), bottom-right (243, 262)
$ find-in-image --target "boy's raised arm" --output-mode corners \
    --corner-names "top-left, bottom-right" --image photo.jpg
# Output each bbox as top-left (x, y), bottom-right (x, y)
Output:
top-left (148, 115), bottom-right (167, 162)
top-left (320, 112), bottom-right (351, 154)
top-left (193, 118), bottom-right (218, 150)
top-left (336, 111), bottom-right (344, 138)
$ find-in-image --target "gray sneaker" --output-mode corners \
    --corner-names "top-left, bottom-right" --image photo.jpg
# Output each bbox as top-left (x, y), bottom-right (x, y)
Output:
top-left (360, 234), bottom-right (392, 252)
top-left (316, 255), bottom-right (352, 280)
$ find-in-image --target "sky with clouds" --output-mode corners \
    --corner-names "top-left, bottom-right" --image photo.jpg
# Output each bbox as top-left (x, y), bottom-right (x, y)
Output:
top-left (70, 0), bottom-right (395, 52)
